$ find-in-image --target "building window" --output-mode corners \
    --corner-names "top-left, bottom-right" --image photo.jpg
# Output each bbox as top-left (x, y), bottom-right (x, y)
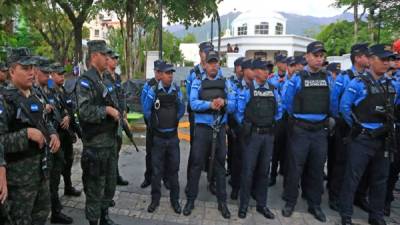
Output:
top-left (237, 23), bottom-right (247, 36)
top-left (255, 22), bottom-right (269, 35)
top-left (94, 29), bottom-right (100, 37)
top-left (275, 23), bottom-right (283, 35)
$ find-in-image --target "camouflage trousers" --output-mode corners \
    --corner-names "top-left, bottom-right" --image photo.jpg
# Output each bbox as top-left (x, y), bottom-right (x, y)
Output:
top-left (81, 145), bottom-right (117, 221)
top-left (50, 145), bottom-right (65, 213)
top-left (6, 180), bottom-right (50, 225)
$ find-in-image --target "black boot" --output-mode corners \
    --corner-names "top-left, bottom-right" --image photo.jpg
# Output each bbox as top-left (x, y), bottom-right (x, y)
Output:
top-left (117, 176), bottom-right (129, 186)
top-left (238, 205), bottom-right (247, 219)
top-left (354, 197), bottom-right (370, 213)
top-left (64, 186), bottom-right (82, 197)
top-left (51, 212), bottom-right (73, 224)
top-left (89, 221), bottom-right (98, 225)
top-left (100, 209), bottom-right (119, 225)
top-left (183, 200), bottom-right (195, 216)
top-left (171, 201), bottom-right (182, 214)
top-left (140, 179), bottom-right (151, 189)
top-left (147, 201), bottom-right (159, 213)
top-left (218, 202), bottom-right (231, 219)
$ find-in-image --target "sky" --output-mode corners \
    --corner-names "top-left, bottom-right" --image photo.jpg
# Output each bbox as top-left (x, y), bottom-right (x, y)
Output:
top-left (218, 0), bottom-right (347, 17)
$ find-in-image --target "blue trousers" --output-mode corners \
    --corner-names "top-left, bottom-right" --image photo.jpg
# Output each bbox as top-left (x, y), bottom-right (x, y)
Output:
top-left (339, 134), bottom-right (389, 220)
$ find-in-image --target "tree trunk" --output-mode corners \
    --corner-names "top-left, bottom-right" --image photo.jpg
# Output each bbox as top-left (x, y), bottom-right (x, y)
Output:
top-left (73, 22), bottom-right (83, 65)
top-left (353, 0), bottom-right (359, 42)
top-left (368, 8), bottom-right (375, 43)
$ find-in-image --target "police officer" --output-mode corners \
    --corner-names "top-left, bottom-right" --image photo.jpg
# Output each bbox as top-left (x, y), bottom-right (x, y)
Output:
top-left (0, 47), bottom-right (60, 225)
top-left (338, 44), bottom-right (399, 225)
top-left (143, 62), bottom-right (185, 214)
top-left (236, 59), bottom-right (282, 219)
top-left (76, 40), bottom-right (120, 225)
top-left (227, 57), bottom-right (244, 200)
top-left (268, 54), bottom-right (288, 187)
top-left (105, 51), bottom-right (129, 186)
top-left (140, 59), bottom-right (166, 189)
top-left (183, 50), bottom-right (235, 219)
top-left (282, 41), bottom-right (332, 222)
top-left (329, 43), bottom-right (370, 212)
top-left (385, 53), bottom-right (400, 216)
top-left (185, 42), bottom-right (217, 194)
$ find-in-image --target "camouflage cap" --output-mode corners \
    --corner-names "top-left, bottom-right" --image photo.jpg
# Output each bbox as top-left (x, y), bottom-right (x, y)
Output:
top-left (87, 40), bottom-right (111, 55)
top-left (50, 62), bottom-right (66, 74)
top-left (33, 56), bottom-right (53, 72)
top-left (7, 47), bottom-right (36, 66)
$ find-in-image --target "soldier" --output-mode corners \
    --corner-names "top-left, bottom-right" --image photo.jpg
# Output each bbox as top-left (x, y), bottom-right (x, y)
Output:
top-left (51, 63), bottom-right (83, 198)
top-left (0, 47), bottom-right (60, 225)
top-left (185, 42), bottom-right (218, 194)
top-left (339, 44), bottom-right (399, 225)
top-left (0, 62), bottom-right (8, 93)
top-left (236, 59), bottom-right (282, 219)
top-left (34, 61), bottom-right (75, 224)
top-left (282, 41), bottom-right (332, 222)
top-left (329, 43), bottom-right (370, 212)
top-left (76, 40), bottom-right (120, 225)
top-left (105, 51), bottom-right (129, 186)
top-left (140, 59), bottom-right (167, 189)
top-left (183, 50), bottom-right (235, 219)
top-left (143, 62), bottom-right (185, 214)
top-left (227, 57), bottom-right (244, 200)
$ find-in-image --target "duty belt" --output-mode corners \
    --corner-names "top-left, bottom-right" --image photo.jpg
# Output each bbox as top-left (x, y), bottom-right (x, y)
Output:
top-left (252, 126), bottom-right (274, 134)
top-left (294, 119), bottom-right (327, 132)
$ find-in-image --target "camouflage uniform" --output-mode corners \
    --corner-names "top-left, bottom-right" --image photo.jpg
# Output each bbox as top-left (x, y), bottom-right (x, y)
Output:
top-left (77, 66), bottom-right (118, 221)
top-left (104, 69), bottom-right (127, 182)
top-left (0, 84), bottom-right (55, 225)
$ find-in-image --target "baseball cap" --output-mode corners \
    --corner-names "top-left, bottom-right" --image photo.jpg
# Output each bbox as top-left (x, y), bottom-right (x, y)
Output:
top-left (87, 40), bottom-right (112, 55)
top-left (307, 41), bottom-right (326, 54)
top-left (206, 50), bottom-right (220, 63)
top-left (7, 47), bottom-right (36, 66)
top-left (369, 44), bottom-right (395, 59)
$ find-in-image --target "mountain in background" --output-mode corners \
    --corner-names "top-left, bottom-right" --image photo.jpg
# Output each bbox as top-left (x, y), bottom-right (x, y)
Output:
top-left (165, 11), bottom-right (356, 42)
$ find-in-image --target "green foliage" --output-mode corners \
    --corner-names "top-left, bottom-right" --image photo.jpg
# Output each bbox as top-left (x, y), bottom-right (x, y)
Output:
top-left (316, 20), bottom-right (393, 56)
top-left (181, 33), bottom-right (197, 43)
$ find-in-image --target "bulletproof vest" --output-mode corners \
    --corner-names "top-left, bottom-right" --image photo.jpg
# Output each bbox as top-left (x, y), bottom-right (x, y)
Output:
top-left (354, 75), bottom-right (396, 123)
top-left (198, 78), bottom-right (226, 114)
top-left (293, 70), bottom-right (330, 114)
top-left (3, 89), bottom-right (46, 161)
top-left (46, 89), bottom-right (64, 126)
top-left (244, 82), bottom-right (276, 127)
top-left (78, 70), bottom-right (117, 140)
top-left (151, 86), bottom-right (178, 130)
top-left (199, 78), bottom-right (226, 101)
top-left (191, 65), bottom-right (202, 80)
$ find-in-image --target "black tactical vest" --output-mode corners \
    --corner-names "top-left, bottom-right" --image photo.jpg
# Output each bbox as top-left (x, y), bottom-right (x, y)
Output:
top-left (354, 75), bottom-right (396, 123)
top-left (293, 70), bottom-right (330, 114)
top-left (245, 82), bottom-right (276, 127)
top-left (151, 86), bottom-right (178, 130)
top-left (78, 70), bottom-right (117, 140)
top-left (4, 90), bottom-right (46, 161)
top-left (198, 78), bottom-right (227, 114)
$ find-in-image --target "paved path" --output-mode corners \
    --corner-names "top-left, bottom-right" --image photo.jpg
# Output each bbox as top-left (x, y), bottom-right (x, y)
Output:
top-left (47, 130), bottom-right (400, 225)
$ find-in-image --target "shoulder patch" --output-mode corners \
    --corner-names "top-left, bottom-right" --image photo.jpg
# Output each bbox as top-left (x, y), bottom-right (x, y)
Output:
top-left (348, 87), bottom-right (357, 94)
top-left (335, 81), bottom-right (343, 86)
top-left (80, 80), bottom-right (90, 89)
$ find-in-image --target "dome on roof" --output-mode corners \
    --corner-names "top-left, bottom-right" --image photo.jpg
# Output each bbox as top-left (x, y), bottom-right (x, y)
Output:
top-left (231, 10), bottom-right (287, 36)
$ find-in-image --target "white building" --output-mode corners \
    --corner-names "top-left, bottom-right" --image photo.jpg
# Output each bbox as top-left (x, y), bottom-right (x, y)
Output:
top-left (209, 10), bottom-right (315, 67)
top-left (86, 12), bottom-right (121, 42)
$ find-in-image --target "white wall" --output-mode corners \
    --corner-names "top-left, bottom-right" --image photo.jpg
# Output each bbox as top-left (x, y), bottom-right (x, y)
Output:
top-left (327, 54), bottom-right (352, 70)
